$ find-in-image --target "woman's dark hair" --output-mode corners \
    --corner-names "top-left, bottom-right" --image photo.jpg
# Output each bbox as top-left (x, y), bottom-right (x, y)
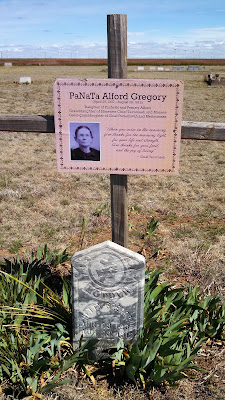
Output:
top-left (75, 126), bottom-right (93, 139)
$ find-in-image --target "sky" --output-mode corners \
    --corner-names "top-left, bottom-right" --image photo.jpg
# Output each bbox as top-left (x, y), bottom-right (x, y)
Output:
top-left (0, 0), bottom-right (225, 59)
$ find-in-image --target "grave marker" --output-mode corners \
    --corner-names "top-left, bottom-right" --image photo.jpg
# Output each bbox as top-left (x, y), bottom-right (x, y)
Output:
top-left (19, 77), bottom-right (31, 84)
top-left (71, 240), bottom-right (145, 357)
top-left (138, 66), bottom-right (144, 71)
top-left (187, 65), bottom-right (200, 71)
top-left (172, 66), bottom-right (185, 71)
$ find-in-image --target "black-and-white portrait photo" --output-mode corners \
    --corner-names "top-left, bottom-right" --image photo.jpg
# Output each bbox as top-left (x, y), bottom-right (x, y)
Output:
top-left (70, 122), bottom-right (100, 161)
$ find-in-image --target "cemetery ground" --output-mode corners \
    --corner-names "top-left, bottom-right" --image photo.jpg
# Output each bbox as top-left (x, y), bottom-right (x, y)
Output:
top-left (0, 65), bottom-right (224, 399)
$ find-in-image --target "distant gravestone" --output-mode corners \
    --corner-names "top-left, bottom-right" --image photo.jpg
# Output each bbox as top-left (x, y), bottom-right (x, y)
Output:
top-left (71, 240), bottom-right (145, 357)
top-left (172, 66), bottom-right (185, 71)
top-left (137, 66), bottom-right (144, 71)
top-left (4, 62), bottom-right (12, 67)
top-left (149, 66), bottom-right (156, 71)
top-left (158, 67), bottom-right (164, 71)
top-left (187, 65), bottom-right (200, 71)
top-left (19, 77), bottom-right (32, 84)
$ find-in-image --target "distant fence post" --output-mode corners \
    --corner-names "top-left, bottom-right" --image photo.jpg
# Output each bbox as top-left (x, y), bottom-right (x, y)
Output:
top-left (107, 14), bottom-right (128, 248)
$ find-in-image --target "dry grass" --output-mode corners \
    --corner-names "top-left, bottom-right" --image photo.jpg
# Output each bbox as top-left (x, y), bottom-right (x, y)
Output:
top-left (0, 65), bottom-right (224, 399)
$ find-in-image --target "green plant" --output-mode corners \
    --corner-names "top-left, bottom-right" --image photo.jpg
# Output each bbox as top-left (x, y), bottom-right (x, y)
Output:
top-left (104, 270), bottom-right (225, 388)
top-left (0, 252), bottom-right (96, 398)
top-left (0, 325), bottom-right (97, 398)
top-left (93, 202), bottom-right (110, 217)
top-left (33, 244), bottom-right (71, 268)
top-left (128, 204), bottom-right (140, 213)
top-left (144, 217), bottom-right (159, 238)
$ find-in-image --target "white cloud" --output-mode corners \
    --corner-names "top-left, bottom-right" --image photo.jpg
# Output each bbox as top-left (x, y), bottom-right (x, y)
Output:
top-left (188, 27), bottom-right (225, 40)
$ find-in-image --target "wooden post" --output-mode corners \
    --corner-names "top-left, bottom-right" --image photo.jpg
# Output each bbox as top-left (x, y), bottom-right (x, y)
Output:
top-left (107, 14), bottom-right (128, 248)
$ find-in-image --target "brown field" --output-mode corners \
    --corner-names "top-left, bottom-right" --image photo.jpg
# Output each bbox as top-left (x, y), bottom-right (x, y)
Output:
top-left (1, 58), bottom-right (225, 66)
top-left (0, 65), bottom-right (224, 400)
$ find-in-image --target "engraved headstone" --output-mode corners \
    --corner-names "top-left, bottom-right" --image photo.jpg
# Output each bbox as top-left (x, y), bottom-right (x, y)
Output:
top-left (71, 241), bottom-right (145, 357)
top-left (137, 66), bottom-right (144, 71)
top-left (4, 62), bottom-right (12, 67)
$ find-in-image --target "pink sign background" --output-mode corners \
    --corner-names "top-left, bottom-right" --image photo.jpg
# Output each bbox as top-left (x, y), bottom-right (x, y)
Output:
top-left (54, 78), bottom-right (183, 175)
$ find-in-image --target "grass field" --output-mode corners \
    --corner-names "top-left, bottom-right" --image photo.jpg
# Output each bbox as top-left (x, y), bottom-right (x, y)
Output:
top-left (0, 64), bottom-right (224, 399)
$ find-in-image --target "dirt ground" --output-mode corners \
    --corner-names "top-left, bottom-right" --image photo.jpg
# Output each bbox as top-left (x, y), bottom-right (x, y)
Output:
top-left (0, 64), bottom-right (225, 122)
top-left (0, 65), bottom-right (224, 399)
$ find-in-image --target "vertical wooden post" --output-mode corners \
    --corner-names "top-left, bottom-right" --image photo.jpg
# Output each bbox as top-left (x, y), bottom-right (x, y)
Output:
top-left (107, 14), bottom-right (128, 248)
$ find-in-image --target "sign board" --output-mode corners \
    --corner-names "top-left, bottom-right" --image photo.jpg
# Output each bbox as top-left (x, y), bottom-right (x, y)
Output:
top-left (71, 240), bottom-right (145, 357)
top-left (54, 78), bottom-right (183, 175)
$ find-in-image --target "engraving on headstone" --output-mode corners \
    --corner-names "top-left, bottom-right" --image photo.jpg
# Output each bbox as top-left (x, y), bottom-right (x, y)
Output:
top-left (71, 241), bottom-right (145, 357)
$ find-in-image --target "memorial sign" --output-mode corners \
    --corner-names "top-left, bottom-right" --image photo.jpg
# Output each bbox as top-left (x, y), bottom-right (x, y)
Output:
top-left (71, 241), bottom-right (145, 356)
top-left (54, 78), bottom-right (183, 175)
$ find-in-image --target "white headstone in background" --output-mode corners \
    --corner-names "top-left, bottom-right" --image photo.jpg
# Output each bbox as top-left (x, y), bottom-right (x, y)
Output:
top-left (4, 62), bottom-right (12, 67)
top-left (137, 66), bottom-right (144, 71)
top-left (71, 240), bottom-right (145, 357)
top-left (158, 67), bottom-right (164, 71)
top-left (19, 77), bottom-right (32, 84)
top-left (149, 66), bottom-right (156, 71)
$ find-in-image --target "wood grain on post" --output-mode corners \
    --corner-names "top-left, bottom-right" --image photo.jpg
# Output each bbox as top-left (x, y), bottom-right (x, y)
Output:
top-left (107, 14), bottom-right (128, 247)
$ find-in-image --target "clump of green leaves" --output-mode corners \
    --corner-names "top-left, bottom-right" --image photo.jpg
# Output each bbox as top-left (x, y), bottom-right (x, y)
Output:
top-left (105, 270), bottom-right (225, 388)
top-left (33, 243), bottom-right (71, 267)
top-left (144, 217), bottom-right (159, 238)
top-left (93, 202), bottom-right (110, 217)
top-left (0, 249), bottom-right (95, 398)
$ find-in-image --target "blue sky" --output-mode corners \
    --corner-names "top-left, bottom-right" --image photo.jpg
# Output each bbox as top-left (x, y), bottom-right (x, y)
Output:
top-left (0, 0), bottom-right (225, 58)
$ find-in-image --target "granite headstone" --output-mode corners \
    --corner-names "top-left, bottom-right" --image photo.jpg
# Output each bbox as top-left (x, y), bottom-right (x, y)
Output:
top-left (71, 241), bottom-right (145, 357)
